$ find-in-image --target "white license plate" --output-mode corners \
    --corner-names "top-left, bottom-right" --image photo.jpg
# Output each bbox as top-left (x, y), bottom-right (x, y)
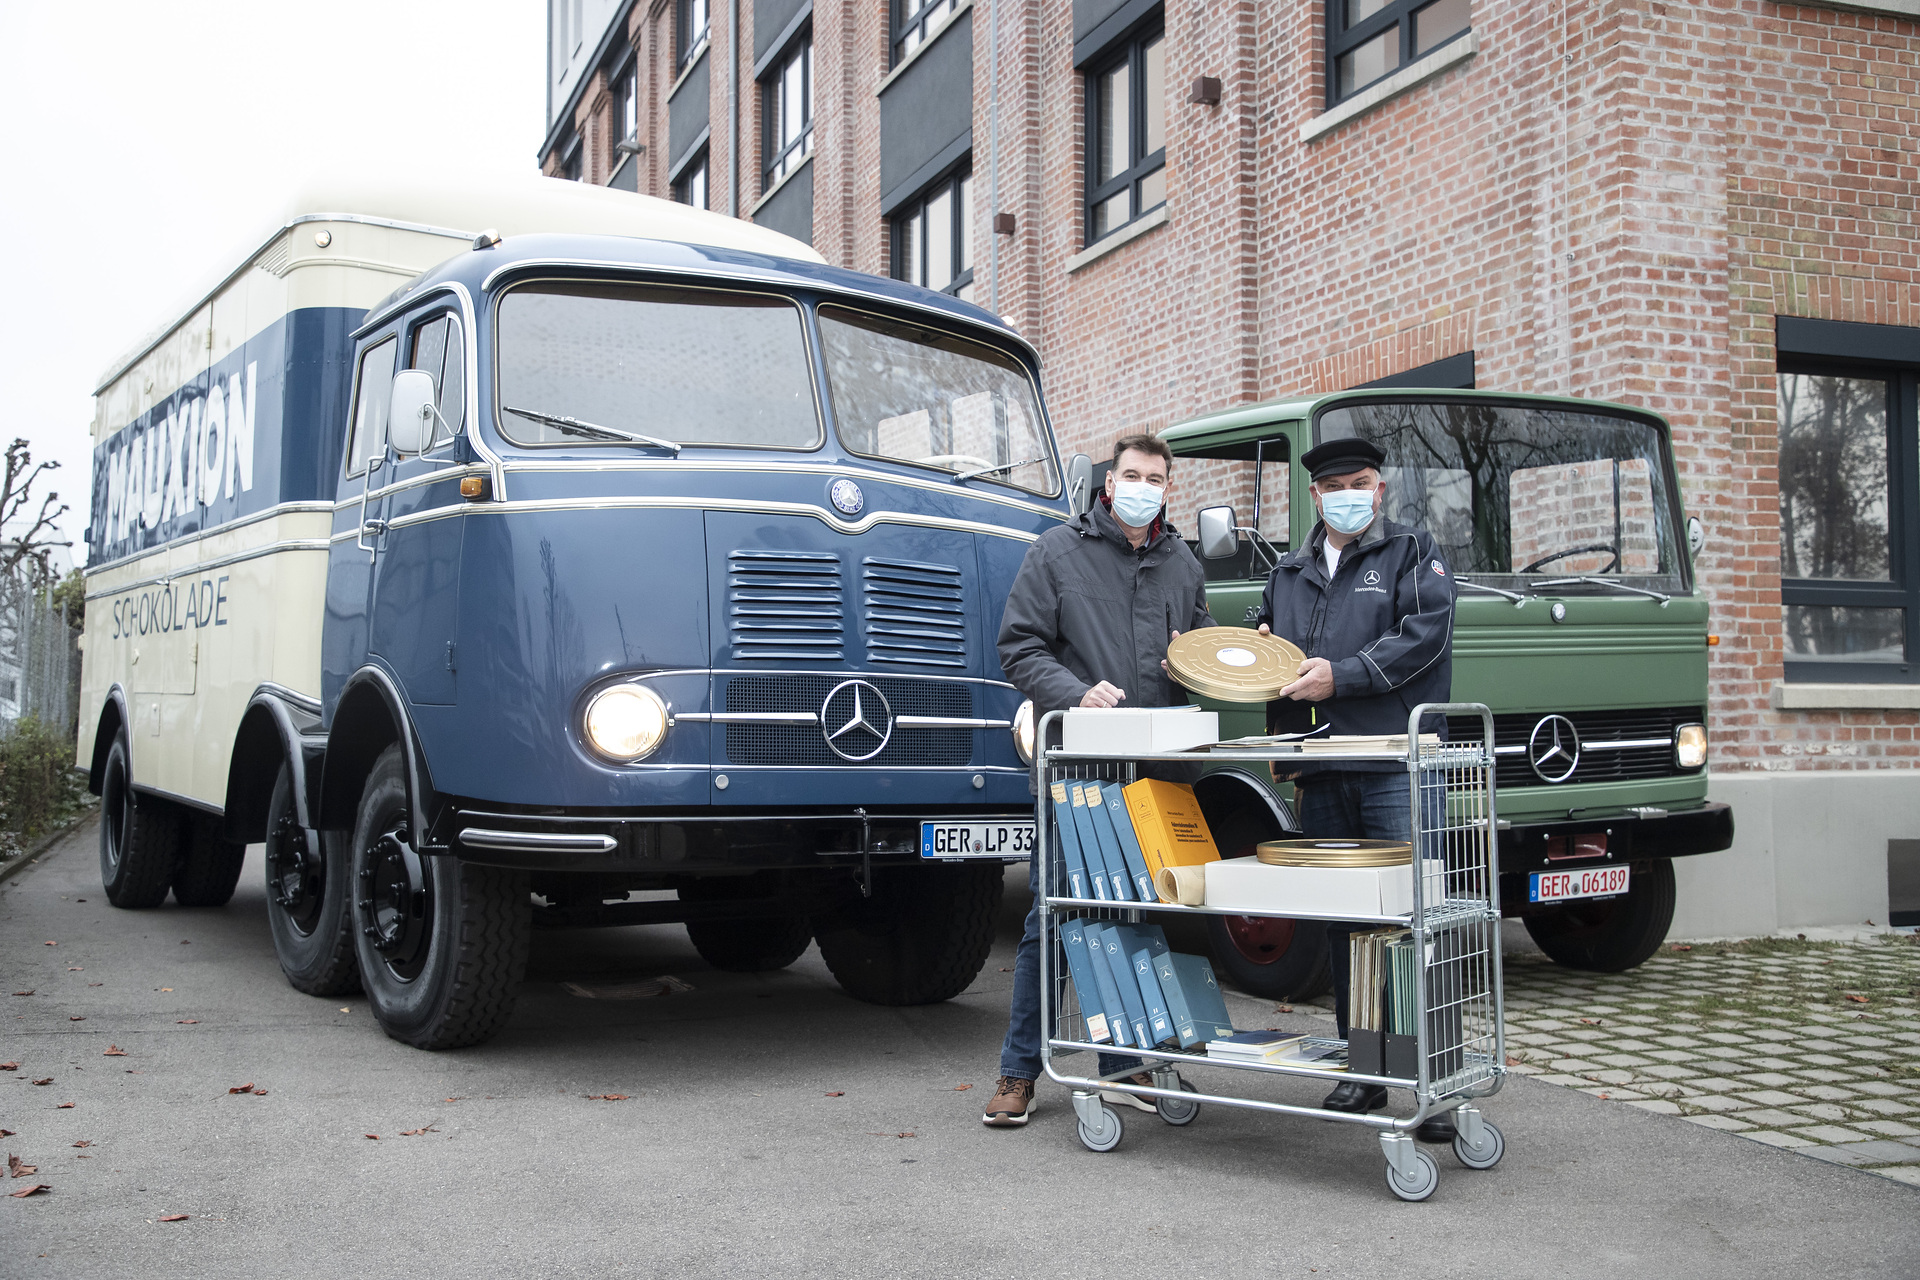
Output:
top-left (920, 821), bottom-right (1035, 860)
top-left (1531, 865), bottom-right (1631, 903)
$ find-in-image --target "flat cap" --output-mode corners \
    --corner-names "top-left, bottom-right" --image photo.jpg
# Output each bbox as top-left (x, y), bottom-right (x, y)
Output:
top-left (1300, 437), bottom-right (1385, 480)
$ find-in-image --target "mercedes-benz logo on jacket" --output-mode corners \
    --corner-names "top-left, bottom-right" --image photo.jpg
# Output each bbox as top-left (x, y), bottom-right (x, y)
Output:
top-left (820, 679), bottom-right (893, 761)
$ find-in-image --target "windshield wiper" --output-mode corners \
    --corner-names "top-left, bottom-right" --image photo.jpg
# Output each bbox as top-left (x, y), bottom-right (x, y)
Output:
top-left (504, 406), bottom-right (682, 454)
top-left (1455, 579), bottom-right (1529, 605)
top-left (1532, 576), bottom-right (1671, 605)
top-left (953, 455), bottom-right (1047, 482)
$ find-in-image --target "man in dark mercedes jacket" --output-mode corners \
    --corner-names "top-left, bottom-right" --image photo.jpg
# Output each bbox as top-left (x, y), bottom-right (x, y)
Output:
top-left (1255, 435), bottom-right (1458, 1142)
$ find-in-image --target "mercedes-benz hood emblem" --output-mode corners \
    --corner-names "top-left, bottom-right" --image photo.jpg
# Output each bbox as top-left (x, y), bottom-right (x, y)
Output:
top-left (1527, 714), bottom-right (1581, 784)
top-left (820, 679), bottom-right (893, 761)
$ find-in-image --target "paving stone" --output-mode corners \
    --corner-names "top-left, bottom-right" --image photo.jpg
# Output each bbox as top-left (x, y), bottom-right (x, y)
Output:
top-left (1691, 1061), bottom-right (1751, 1076)
top-left (1800, 1070), bottom-right (1857, 1084)
top-left (1738, 1108), bottom-right (1810, 1127)
top-left (1879, 1165), bottom-right (1920, 1188)
top-left (1637, 1064), bottom-right (1699, 1080)
top-left (1590, 1069), bottom-right (1638, 1085)
top-left (1687, 1095), bottom-right (1754, 1113)
top-left (1685, 1114), bottom-right (1755, 1132)
top-left (1855, 1099), bottom-right (1917, 1116)
top-left (1736, 1090), bottom-right (1811, 1107)
top-left (1547, 1058), bottom-right (1605, 1074)
top-left (1607, 1039), bottom-right (1658, 1052)
top-left (1827, 1140), bottom-right (1920, 1165)
top-left (1532, 1073), bottom-right (1589, 1087)
top-left (1626, 1099), bottom-right (1682, 1115)
top-left (1792, 1124), bottom-right (1873, 1144)
top-left (1593, 1054), bottom-right (1656, 1068)
top-left (1798, 1049), bottom-right (1847, 1061)
top-left (1655, 1036), bottom-right (1705, 1048)
top-left (1799, 1084), bottom-right (1859, 1101)
top-left (1733, 1074), bottom-right (1802, 1089)
top-left (1741, 1129), bottom-right (1815, 1148)
top-left (1798, 1146), bottom-right (1871, 1166)
top-left (1855, 1119), bottom-right (1920, 1138)
top-left (1690, 1077), bottom-right (1745, 1093)
top-left (1791, 1103), bottom-right (1852, 1122)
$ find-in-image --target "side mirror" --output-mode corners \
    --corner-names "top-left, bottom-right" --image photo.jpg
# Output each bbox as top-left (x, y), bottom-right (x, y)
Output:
top-left (1198, 506), bottom-right (1239, 560)
top-left (1686, 516), bottom-right (1705, 558)
top-left (1065, 453), bottom-right (1094, 516)
top-left (387, 369), bottom-right (437, 457)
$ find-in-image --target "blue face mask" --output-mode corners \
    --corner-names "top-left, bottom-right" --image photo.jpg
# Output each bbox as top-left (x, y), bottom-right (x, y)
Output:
top-left (1319, 487), bottom-right (1377, 535)
top-left (1109, 480), bottom-right (1165, 528)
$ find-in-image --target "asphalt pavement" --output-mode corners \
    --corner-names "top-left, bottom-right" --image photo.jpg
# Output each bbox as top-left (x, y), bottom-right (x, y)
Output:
top-left (5, 814), bottom-right (1917, 1279)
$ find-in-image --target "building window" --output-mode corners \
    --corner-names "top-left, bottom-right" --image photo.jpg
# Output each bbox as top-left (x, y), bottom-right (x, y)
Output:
top-left (618, 65), bottom-right (639, 148)
top-left (1084, 23), bottom-right (1165, 245)
top-left (892, 168), bottom-right (973, 302)
top-left (559, 135), bottom-right (583, 182)
top-left (1778, 359), bottom-right (1920, 681)
top-left (1328, 0), bottom-right (1471, 105)
top-left (678, 0), bottom-right (710, 67)
top-left (893, 0), bottom-right (955, 66)
top-left (674, 151), bottom-right (710, 210)
top-left (763, 36), bottom-right (813, 191)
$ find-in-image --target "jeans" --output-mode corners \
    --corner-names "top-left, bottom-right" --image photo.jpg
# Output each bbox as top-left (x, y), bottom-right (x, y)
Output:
top-left (999, 852), bottom-right (1143, 1082)
top-left (1293, 770), bottom-right (1436, 1038)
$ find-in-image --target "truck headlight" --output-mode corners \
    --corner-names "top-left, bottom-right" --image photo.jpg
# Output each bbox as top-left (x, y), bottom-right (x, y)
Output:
top-left (1012, 699), bottom-right (1035, 765)
top-left (1675, 722), bottom-right (1707, 769)
top-left (584, 685), bottom-right (670, 761)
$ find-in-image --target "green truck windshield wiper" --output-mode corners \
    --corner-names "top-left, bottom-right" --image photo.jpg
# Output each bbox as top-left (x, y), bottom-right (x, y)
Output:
top-left (504, 406), bottom-right (682, 455)
top-left (954, 455), bottom-right (1048, 482)
top-left (1455, 578), bottom-right (1529, 605)
top-left (1532, 575), bottom-right (1672, 605)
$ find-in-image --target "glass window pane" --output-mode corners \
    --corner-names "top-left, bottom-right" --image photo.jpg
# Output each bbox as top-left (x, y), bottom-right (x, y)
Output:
top-left (349, 337), bottom-right (398, 473)
top-left (783, 58), bottom-right (803, 148)
top-left (1338, 27), bottom-right (1400, 97)
top-left (438, 317), bottom-right (465, 443)
top-left (1143, 35), bottom-right (1166, 157)
top-left (1346, 0), bottom-right (1390, 25)
top-left (1415, 0), bottom-right (1471, 54)
top-left (1778, 374), bottom-right (1890, 581)
top-left (690, 160), bottom-right (707, 209)
top-left (1093, 190), bottom-right (1130, 238)
top-left (904, 209), bottom-right (923, 286)
top-left (1099, 62), bottom-right (1130, 183)
top-left (1138, 164), bottom-right (1166, 215)
top-left (925, 188), bottom-right (953, 293)
top-left (1785, 605), bottom-right (1906, 662)
top-left (957, 174), bottom-right (973, 273)
top-left (1508, 458), bottom-right (1660, 575)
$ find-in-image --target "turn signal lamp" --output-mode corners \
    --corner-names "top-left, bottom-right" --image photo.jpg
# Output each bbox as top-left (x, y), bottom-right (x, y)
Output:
top-left (584, 685), bottom-right (670, 761)
top-left (1013, 699), bottom-right (1036, 765)
top-left (1675, 723), bottom-right (1708, 769)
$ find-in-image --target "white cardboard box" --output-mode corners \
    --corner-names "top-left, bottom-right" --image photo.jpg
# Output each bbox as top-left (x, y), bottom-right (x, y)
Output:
top-left (1203, 857), bottom-right (1447, 919)
top-left (1061, 707), bottom-right (1218, 756)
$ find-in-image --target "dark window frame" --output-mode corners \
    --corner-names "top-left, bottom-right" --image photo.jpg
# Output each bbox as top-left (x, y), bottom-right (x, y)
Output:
top-left (405, 309), bottom-right (467, 453)
top-left (1083, 18), bottom-right (1166, 247)
top-left (672, 148), bottom-right (710, 209)
top-left (1777, 347), bottom-right (1920, 683)
top-left (892, 0), bottom-right (955, 67)
top-left (890, 164), bottom-right (973, 301)
top-left (559, 134), bottom-right (583, 182)
top-left (761, 30), bottom-right (814, 193)
top-left (676, 0), bottom-right (710, 69)
top-left (1326, 0), bottom-right (1472, 108)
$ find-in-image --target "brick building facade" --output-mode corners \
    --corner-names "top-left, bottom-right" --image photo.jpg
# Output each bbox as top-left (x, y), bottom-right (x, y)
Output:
top-left (541, 0), bottom-right (1920, 934)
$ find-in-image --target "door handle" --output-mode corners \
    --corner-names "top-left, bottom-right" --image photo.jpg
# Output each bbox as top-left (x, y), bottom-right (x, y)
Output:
top-left (362, 519), bottom-right (388, 536)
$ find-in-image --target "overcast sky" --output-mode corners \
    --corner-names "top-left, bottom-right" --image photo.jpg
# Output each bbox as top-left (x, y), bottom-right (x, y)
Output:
top-left (0, 0), bottom-right (546, 564)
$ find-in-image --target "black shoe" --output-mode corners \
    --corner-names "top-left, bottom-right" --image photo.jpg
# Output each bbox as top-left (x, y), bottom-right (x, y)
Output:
top-left (1415, 1114), bottom-right (1458, 1143)
top-left (1322, 1081), bottom-right (1389, 1113)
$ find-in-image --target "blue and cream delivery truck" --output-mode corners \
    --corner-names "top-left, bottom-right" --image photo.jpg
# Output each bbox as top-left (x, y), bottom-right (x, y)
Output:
top-left (80, 175), bottom-right (1104, 1048)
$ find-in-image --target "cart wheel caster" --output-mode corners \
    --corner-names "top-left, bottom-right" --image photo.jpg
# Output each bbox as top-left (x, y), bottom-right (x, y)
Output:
top-left (1156, 1080), bottom-right (1201, 1127)
top-left (1384, 1148), bottom-right (1439, 1201)
top-left (1076, 1103), bottom-right (1124, 1152)
top-left (1452, 1118), bottom-right (1504, 1170)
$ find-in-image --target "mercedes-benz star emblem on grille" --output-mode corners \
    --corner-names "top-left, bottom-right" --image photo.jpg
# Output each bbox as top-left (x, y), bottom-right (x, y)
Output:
top-left (829, 478), bottom-right (864, 516)
top-left (1527, 714), bottom-right (1581, 784)
top-left (820, 679), bottom-right (893, 761)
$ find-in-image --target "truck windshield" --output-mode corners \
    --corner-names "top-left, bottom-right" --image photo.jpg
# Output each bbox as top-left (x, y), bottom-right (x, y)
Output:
top-left (1317, 400), bottom-right (1687, 590)
top-left (818, 305), bottom-right (1058, 496)
top-left (495, 282), bottom-right (821, 449)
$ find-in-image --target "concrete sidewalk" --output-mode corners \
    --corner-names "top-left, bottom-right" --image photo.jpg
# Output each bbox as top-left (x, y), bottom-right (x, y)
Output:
top-left (4, 824), bottom-right (1916, 1279)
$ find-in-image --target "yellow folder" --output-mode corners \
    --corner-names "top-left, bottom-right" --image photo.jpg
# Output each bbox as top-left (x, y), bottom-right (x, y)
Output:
top-left (1122, 778), bottom-right (1221, 899)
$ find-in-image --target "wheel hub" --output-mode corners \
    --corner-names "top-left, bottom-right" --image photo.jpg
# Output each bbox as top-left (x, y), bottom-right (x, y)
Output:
top-left (357, 825), bottom-right (431, 978)
top-left (266, 812), bottom-right (318, 911)
top-left (1224, 914), bottom-right (1297, 963)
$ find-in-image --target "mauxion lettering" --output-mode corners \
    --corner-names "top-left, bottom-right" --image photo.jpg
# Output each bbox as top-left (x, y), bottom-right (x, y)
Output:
top-left (102, 362), bottom-right (258, 544)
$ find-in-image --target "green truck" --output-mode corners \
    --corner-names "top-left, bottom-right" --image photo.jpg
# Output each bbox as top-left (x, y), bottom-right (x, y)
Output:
top-left (1160, 390), bottom-right (1733, 998)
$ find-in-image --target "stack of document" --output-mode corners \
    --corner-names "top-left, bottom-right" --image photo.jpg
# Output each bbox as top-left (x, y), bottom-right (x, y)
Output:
top-left (1057, 919), bottom-right (1236, 1051)
top-left (1268, 1037), bottom-right (1350, 1071)
top-left (1204, 1030), bottom-right (1306, 1063)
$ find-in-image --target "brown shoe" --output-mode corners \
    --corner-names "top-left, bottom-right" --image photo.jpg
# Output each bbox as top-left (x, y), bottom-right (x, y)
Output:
top-left (982, 1075), bottom-right (1037, 1127)
top-left (1101, 1072), bottom-right (1160, 1113)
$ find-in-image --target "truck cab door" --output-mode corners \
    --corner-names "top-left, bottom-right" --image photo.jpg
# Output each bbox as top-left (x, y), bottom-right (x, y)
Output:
top-left (322, 330), bottom-right (400, 714)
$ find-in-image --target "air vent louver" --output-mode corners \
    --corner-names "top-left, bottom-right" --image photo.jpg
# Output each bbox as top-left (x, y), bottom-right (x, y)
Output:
top-left (863, 557), bottom-right (965, 668)
top-left (727, 550), bottom-right (845, 661)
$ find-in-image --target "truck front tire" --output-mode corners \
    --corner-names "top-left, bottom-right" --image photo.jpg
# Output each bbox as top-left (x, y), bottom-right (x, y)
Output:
top-left (681, 878), bottom-right (813, 972)
top-left (98, 731), bottom-right (181, 909)
top-left (349, 746), bottom-right (529, 1049)
top-left (264, 763), bottom-right (360, 996)
top-left (1524, 857), bottom-right (1676, 972)
top-left (813, 862), bottom-right (1002, 1006)
top-left (1204, 914), bottom-right (1334, 1001)
top-left (171, 814), bottom-right (248, 907)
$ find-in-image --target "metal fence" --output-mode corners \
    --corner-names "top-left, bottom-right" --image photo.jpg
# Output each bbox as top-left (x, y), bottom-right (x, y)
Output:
top-left (0, 576), bottom-right (80, 737)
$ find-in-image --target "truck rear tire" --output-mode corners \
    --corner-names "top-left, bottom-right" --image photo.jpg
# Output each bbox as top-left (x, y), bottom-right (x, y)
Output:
top-left (1524, 858), bottom-right (1675, 972)
top-left (349, 745), bottom-right (529, 1049)
top-left (264, 763), bottom-right (360, 996)
top-left (98, 731), bottom-right (182, 910)
top-left (1204, 914), bottom-right (1334, 1000)
top-left (680, 878), bottom-right (813, 972)
top-left (814, 862), bottom-right (1001, 1006)
top-left (171, 814), bottom-right (248, 907)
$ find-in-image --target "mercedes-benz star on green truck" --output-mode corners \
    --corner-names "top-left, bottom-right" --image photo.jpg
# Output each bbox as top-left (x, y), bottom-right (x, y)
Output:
top-left (1159, 390), bottom-right (1733, 998)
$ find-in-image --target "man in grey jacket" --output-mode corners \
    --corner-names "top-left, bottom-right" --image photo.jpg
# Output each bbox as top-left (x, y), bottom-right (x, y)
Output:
top-left (982, 433), bottom-right (1217, 1128)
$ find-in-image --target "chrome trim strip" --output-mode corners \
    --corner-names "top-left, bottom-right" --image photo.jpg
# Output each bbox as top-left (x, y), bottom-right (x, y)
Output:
top-left (85, 502), bottom-right (336, 579)
top-left (896, 716), bottom-right (1012, 729)
top-left (460, 828), bottom-right (618, 854)
top-left (655, 667), bottom-right (1017, 690)
top-left (456, 809), bottom-right (1032, 826)
top-left (674, 712), bottom-right (819, 724)
top-left (333, 462), bottom-right (490, 511)
top-left (85, 538), bottom-right (333, 600)
top-left (708, 764), bottom-right (1028, 773)
top-left (1494, 737), bottom-right (1673, 757)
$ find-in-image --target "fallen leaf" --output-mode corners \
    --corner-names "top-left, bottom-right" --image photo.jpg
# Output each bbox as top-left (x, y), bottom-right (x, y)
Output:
top-left (1273, 1004), bottom-right (1295, 1014)
top-left (824, 1091), bottom-right (845, 1097)
top-left (227, 1083), bottom-right (257, 1095)
top-left (157, 1213), bottom-right (188, 1221)
top-left (999, 967), bottom-right (1014, 972)
top-left (9, 1155), bottom-right (37, 1177)
top-left (0, 1130), bottom-right (12, 1138)
top-left (11, 992), bottom-right (32, 997)
top-left (339, 1008), bottom-right (349, 1014)
top-left (584, 1094), bottom-right (629, 1102)
top-left (180, 940), bottom-right (190, 945)
top-left (75, 899), bottom-right (84, 903)
top-left (43, 941), bottom-right (55, 947)
top-left (8, 1183), bottom-right (48, 1198)
top-left (68, 1017), bottom-right (85, 1022)
top-left (66, 967), bottom-right (82, 973)
top-left (31, 1078), bottom-right (52, 1086)
top-left (55, 1104), bottom-right (73, 1110)
top-left (0, 1062), bottom-right (16, 1071)
top-left (398, 1126), bottom-right (438, 1136)
top-left (176, 1020), bottom-right (198, 1025)
top-left (1845, 994), bottom-right (1870, 1005)
top-left (364, 1133), bottom-right (380, 1140)
top-left (952, 1084), bottom-right (973, 1091)
top-left (159, 988), bottom-right (172, 993)
top-left (1579, 1017), bottom-right (1602, 1026)
top-left (1671, 944), bottom-right (1692, 952)
top-left (251, 1089), bottom-right (268, 1097)
top-left (71, 1141), bottom-right (90, 1149)
top-left (444, 1097), bottom-right (460, 1102)
top-left (1505, 1055), bottom-right (1522, 1066)
top-left (87, 983), bottom-right (102, 987)
top-left (103, 1047), bottom-right (126, 1057)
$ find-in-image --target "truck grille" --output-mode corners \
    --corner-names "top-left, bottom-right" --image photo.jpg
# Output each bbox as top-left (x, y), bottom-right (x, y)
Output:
top-left (1446, 706), bottom-right (1704, 791)
top-left (863, 556), bottom-right (966, 668)
top-left (727, 550), bottom-right (844, 661)
top-left (723, 675), bottom-right (973, 766)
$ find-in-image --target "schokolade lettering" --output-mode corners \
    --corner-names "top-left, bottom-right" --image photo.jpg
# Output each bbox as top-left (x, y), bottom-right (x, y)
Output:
top-left (110, 576), bottom-right (230, 638)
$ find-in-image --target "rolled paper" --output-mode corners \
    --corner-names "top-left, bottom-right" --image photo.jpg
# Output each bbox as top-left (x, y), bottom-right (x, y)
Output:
top-left (1155, 864), bottom-right (1208, 906)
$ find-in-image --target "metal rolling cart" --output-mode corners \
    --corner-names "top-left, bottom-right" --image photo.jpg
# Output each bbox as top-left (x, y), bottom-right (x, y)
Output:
top-left (1036, 702), bottom-right (1507, 1202)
